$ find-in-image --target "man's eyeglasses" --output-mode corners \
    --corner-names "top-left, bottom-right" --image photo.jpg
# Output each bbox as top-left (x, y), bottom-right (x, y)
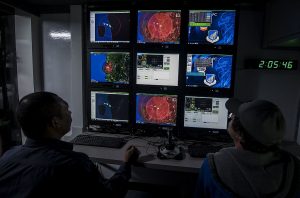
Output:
top-left (228, 113), bottom-right (239, 121)
top-left (228, 113), bottom-right (234, 120)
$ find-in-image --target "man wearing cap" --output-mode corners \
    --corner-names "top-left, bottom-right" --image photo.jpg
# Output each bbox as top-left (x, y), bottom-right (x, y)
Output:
top-left (194, 99), bottom-right (300, 198)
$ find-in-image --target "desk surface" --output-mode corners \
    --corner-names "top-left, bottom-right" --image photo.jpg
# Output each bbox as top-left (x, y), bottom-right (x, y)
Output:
top-left (71, 133), bottom-right (300, 174)
top-left (73, 134), bottom-right (203, 173)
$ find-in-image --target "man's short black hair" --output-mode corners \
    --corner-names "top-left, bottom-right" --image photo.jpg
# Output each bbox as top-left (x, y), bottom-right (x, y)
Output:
top-left (16, 92), bottom-right (66, 139)
top-left (231, 117), bottom-right (279, 153)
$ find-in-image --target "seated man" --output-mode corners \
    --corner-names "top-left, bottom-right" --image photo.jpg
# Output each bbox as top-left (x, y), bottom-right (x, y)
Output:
top-left (0, 92), bottom-right (139, 198)
top-left (194, 98), bottom-right (300, 198)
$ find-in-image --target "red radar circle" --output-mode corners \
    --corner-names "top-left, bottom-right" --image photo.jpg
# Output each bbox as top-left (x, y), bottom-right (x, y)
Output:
top-left (145, 96), bottom-right (170, 121)
top-left (147, 13), bottom-right (173, 41)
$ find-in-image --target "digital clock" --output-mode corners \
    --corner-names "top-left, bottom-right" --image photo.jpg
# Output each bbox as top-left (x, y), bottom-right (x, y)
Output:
top-left (245, 59), bottom-right (298, 70)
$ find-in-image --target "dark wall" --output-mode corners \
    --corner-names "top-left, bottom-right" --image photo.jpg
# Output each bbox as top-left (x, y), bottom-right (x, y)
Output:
top-left (235, 9), bottom-right (300, 141)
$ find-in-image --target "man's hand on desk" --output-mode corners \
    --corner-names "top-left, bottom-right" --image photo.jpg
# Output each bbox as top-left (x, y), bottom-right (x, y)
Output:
top-left (124, 145), bottom-right (140, 165)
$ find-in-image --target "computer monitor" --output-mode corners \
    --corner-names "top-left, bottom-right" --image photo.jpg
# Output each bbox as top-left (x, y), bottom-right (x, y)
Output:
top-left (136, 93), bottom-right (177, 126)
top-left (188, 10), bottom-right (236, 45)
top-left (184, 96), bottom-right (228, 129)
top-left (137, 10), bottom-right (181, 44)
top-left (90, 52), bottom-right (130, 84)
top-left (186, 54), bottom-right (233, 88)
top-left (136, 53), bottom-right (179, 86)
top-left (90, 91), bottom-right (129, 122)
top-left (90, 11), bottom-right (130, 43)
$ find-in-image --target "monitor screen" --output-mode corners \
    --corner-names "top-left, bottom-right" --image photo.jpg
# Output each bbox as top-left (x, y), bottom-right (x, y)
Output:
top-left (90, 11), bottom-right (130, 43)
top-left (188, 10), bottom-right (236, 45)
top-left (136, 53), bottom-right (179, 86)
top-left (90, 52), bottom-right (130, 84)
top-left (137, 10), bottom-right (181, 44)
top-left (91, 91), bottom-right (129, 122)
top-left (186, 54), bottom-right (233, 88)
top-left (136, 93), bottom-right (177, 126)
top-left (184, 96), bottom-right (228, 129)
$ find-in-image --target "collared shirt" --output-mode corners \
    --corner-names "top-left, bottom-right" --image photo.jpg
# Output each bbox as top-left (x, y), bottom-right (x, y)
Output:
top-left (0, 138), bottom-right (131, 198)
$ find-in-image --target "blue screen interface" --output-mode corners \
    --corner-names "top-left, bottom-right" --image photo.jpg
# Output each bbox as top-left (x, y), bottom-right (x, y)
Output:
top-left (188, 10), bottom-right (236, 45)
top-left (186, 54), bottom-right (233, 88)
top-left (90, 52), bottom-right (130, 84)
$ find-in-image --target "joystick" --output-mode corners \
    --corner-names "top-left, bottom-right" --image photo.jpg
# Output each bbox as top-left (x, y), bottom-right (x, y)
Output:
top-left (157, 128), bottom-right (184, 160)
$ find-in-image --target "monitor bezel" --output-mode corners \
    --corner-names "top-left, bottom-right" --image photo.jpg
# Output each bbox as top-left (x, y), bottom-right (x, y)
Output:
top-left (82, 3), bottom-right (239, 141)
top-left (133, 92), bottom-right (180, 136)
top-left (86, 5), bottom-right (132, 49)
top-left (87, 88), bottom-right (132, 132)
top-left (134, 50), bottom-right (181, 90)
top-left (179, 95), bottom-right (231, 142)
top-left (88, 49), bottom-right (132, 89)
top-left (185, 53), bottom-right (234, 93)
top-left (136, 9), bottom-right (182, 48)
top-left (187, 8), bottom-right (238, 51)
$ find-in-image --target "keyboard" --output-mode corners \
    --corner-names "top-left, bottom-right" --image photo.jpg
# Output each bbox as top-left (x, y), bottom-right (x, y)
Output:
top-left (71, 135), bottom-right (127, 148)
top-left (188, 144), bottom-right (222, 158)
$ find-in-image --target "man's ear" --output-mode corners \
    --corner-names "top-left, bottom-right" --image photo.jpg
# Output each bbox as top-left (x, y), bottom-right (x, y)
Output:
top-left (50, 117), bottom-right (60, 128)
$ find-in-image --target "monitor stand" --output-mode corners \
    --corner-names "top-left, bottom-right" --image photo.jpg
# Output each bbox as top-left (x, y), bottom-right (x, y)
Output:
top-left (157, 128), bottom-right (184, 160)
